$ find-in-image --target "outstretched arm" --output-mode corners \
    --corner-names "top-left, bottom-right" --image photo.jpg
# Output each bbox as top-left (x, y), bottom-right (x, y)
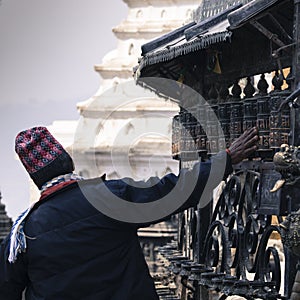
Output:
top-left (84, 127), bottom-right (258, 227)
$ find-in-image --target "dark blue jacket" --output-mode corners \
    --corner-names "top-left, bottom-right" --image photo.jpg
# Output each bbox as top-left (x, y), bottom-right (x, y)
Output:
top-left (0, 151), bottom-right (232, 300)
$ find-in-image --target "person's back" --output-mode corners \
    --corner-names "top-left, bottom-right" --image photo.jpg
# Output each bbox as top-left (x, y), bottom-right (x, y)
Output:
top-left (22, 181), bottom-right (158, 300)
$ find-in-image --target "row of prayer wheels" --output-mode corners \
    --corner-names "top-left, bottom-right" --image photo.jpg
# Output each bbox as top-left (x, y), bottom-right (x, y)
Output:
top-left (172, 73), bottom-right (291, 159)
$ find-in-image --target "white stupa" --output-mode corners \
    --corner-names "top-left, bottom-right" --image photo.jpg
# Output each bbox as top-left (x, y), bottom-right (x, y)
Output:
top-left (71, 0), bottom-right (200, 181)
top-left (30, 0), bottom-right (200, 203)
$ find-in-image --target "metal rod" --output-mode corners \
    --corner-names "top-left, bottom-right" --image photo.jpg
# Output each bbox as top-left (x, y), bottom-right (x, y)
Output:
top-left (267, 12), bottom-right (293, 42)
top-left (250, 19), bottom-right (287, 49)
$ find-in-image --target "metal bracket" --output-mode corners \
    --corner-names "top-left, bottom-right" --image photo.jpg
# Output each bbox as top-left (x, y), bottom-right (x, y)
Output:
top-left (272, 43), bottom-right (296, 81)
top-left (272, 42), bottom-right (296, 57)
top-left (267, 12), bottom-right (293, 43)
top-left (275, 84), bottom-right (300, 113)
top-left (250, 19), bottom-right (287, 49)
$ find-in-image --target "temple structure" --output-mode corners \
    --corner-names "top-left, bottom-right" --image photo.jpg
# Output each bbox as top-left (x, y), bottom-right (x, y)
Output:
top-left (72, 0), bottom-right (200, 181)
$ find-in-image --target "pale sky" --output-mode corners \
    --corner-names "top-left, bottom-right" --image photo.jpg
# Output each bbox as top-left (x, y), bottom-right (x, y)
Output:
top-left (0, 0), bottom-right (128, 219)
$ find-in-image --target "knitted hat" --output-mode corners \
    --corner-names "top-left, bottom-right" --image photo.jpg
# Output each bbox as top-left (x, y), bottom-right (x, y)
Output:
top-left (15, 126), bottom-right (74, 189)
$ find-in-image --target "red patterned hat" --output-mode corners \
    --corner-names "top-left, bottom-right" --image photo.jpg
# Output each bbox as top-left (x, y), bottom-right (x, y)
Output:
top-left (15, 126), bottom-right (74, 189)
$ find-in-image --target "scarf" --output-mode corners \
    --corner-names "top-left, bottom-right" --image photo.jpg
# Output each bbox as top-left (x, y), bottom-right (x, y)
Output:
top-left (8, 173), bottom-right (84, 263)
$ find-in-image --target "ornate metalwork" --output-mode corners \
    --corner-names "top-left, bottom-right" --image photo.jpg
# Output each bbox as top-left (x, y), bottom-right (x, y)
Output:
top-left (280, 210), bottom-right (300, 256)
top-left (156, 168), bottom-right (285, 300)
top-left (271, 144), bottom-right (300, 191)
top-left (156, 71), bottom-right (300, 299)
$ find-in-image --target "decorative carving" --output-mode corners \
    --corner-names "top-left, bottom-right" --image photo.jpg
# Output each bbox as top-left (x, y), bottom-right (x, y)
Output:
top-left (285, 68), bottom-right (293, 90)
top-left (280, 210), bottom-right (300, 256)
top-left (271, 144), bottom-right (300, 192)
top-left (272, 70), bottom-right (284, 92)
top-left (243, 77), bottom-right (255, 98)
top-left (257, 74), bottom-right (269, 96)
top-left (231, 79), bottom-right (242, 100)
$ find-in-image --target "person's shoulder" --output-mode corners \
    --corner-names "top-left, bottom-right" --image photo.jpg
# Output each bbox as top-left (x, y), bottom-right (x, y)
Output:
top-left (77, 175), bottom-right (124, 196)
top-left (79, 174), bottom-right (107, 185)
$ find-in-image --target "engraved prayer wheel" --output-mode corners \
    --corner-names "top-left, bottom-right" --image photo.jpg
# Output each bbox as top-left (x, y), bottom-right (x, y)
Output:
top-left (180, 123), bottom-right (195, 153)
top-left (269, 92), bottom-right (291, 151)
top-left (171, 115), bottom-right (180, 158)
top-left (229, 80), bottom-right (243, 143)
top-left (196, 104), bottom-right (207, 155)
top-left (254, 73), bottom-right (272, 158)
top-left (229, 101), bottom-right (243, 142)
top-left (243, 77), bottom-right (257, 131)
top-left (243, 98), bottom-right (257, 130)
top-left (206, 84), bottom-right (219, 155)
top-left (256, 95), bottom-right (272, 157)
top-left (218, 104), bottom-right (230, 149)
top-left (218, 85), bottom-right (230, 149)
top-left (179, 109), bottom-right (188, 154)
top-left (206, 104), bottom-right (219, 155)
top-left (179, 107), bottom-right (198, 153)
top-left (189, 106), bottom-right (198, 152)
